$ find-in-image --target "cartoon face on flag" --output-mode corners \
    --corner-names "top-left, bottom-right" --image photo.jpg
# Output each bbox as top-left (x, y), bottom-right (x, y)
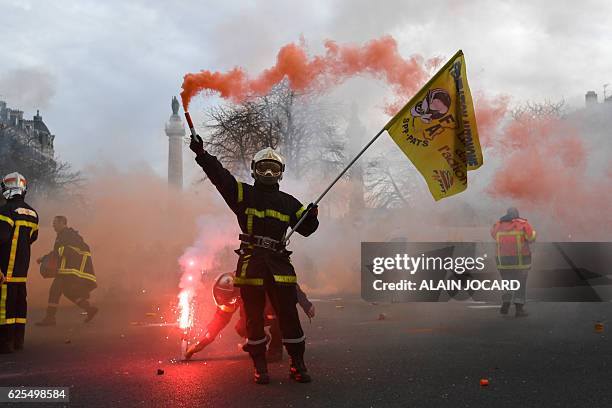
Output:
top-left (410, 88), bottom-right (452, 124)
top-left (384, 50), bottom-right (482, 201)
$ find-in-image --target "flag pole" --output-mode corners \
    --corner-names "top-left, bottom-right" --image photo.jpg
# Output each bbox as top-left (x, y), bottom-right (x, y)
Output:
top-left (283, 127), bottom-right (386, 243)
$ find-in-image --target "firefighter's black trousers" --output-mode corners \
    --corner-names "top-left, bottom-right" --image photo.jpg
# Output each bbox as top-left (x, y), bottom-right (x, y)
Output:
top-left (241, 274), bottom-right (304, 357)
top-left (48, 276), bottom-right (91, 306)
top-left (0, 283), bottom-right (27, 352)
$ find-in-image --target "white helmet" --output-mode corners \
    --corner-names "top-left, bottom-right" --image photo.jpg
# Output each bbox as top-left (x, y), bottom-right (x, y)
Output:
top-left (1, 172), bottom-right (27, 200)
top-left (251, 147), bottom-right (285, 185)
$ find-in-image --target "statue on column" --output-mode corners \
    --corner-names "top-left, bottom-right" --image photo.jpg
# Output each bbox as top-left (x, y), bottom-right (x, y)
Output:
top-left (172, 96), bottom-right (180, 115)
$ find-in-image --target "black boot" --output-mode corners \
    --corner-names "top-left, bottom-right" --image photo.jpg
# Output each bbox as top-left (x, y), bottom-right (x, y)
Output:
top-left (289, 355), bottom-right (311, 383)
top-left (252, 353), bottom-right (270, 384)
top-left (515, 303), bottom-right (529, 318)
top-left (243, 342), bottom-right (270, 385)
top-left (286, 341), bottom-right (311, 383)
top-left (13, 324), bottom-right (25, 351)
top-left (500, 302), bottom-right (510, 315)
top-left (77, 300), bottom-right (98, 323)
top-left (0, 325), bottom-right (15, 354)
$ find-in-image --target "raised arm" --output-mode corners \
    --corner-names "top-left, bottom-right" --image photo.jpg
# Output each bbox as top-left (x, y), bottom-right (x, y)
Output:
top-left (190, 135), bottom-right (242, 212)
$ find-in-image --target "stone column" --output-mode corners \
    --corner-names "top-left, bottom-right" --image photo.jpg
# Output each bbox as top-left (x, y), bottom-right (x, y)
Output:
top-left (165, 97), bottom-right (186, 190)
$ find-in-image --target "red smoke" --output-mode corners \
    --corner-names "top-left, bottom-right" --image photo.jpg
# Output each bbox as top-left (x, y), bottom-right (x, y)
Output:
top-left (488, 114), bottom-right (584, 201)
top-left (485, 110), bottom-right (611, 238)
top-left (474, 93), bottom-right (510, 147)
top-left (181, 36), bottom-right (436, 112)
top-left (180, 35), bottom-right (609, 239)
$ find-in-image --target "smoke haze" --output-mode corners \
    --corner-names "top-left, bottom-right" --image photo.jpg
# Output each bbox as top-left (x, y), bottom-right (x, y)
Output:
top-left (2, 1), bottom-right (610, 303)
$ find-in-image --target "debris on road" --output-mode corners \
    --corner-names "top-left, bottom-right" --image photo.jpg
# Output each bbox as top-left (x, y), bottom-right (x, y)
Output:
top-left (595, 322), bottom-right (604, 333)
top-left (335, 305), bottom-right (345, 309)
top-left (378, 313), bottom-right (387, 320)
top-left (64, 339), bottom-right (71, 344)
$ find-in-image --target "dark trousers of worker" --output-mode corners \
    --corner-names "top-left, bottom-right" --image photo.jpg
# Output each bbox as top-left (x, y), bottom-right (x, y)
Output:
top-left (0, 283), bottom-right (27, 353)
top-left (499, 269), bottom-right (529, 305)
top-left (240, 276), bottom-right (304, 359)
top-left (45, 276), bottom-right (92, 318)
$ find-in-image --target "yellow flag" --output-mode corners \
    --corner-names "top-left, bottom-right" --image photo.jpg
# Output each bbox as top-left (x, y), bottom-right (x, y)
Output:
top-left (384, 50), bottom-right (482, 201)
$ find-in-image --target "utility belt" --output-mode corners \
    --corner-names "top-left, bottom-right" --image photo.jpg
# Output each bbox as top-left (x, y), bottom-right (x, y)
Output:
top-left (238, 234), bottom-right (291, 255)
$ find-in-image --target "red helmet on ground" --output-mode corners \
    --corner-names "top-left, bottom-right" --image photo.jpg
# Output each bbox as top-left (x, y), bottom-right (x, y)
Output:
top-left (212, 272), bottom-right (239, 313)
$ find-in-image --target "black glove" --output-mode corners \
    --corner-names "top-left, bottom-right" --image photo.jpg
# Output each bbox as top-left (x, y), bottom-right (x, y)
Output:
top-left (306, 203), bottom-right (318, 218)
top-left (189, 134), bottom-right (204, 155)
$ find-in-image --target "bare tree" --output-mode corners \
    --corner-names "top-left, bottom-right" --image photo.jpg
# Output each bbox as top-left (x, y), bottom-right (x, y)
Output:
top-left (511, 100), bottom-right (566, 122)
top-left (363, 148), bottom-right (425, 209)
top-left (200, 81), bottom-right (346, 181)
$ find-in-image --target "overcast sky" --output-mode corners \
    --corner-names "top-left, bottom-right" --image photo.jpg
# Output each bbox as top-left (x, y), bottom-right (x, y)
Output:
top-left (1, 0), bottom-right (610, 177)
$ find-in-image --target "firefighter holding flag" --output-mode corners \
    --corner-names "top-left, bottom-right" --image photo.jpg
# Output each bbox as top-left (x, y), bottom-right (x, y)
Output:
top-left (181, 49), bottom-right (482, 384)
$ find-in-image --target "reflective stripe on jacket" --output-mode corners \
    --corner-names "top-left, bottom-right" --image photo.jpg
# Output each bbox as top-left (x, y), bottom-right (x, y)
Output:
top-left (54, 228), bottom-right (97, 288)
top-left (0, 197), bottom-right (38, 283)
top-left (491, 218), bottom-right (536, 269)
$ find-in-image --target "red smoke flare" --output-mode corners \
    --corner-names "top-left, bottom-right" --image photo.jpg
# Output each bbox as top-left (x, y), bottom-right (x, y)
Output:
top-left (181, 36), bottom-right (437, 112)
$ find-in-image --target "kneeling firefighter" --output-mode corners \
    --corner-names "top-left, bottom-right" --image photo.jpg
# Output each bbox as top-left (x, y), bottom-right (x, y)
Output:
top-left (185, 272), bottom-right (315, 362)
top-left (190, 136), bottom-right (319, 385)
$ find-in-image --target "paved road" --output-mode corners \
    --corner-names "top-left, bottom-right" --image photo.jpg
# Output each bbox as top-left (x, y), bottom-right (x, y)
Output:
top-left (1, 298), bottom-right (611, 407)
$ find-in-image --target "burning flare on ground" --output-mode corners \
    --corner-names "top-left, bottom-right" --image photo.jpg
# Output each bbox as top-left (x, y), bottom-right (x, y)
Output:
top-left (177, 288), bottom-right (195, 330)
top-left (176, 256), bottom-right (204, 357)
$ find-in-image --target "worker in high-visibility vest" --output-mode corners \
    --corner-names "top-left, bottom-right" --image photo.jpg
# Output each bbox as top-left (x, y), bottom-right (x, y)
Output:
top-left (491, 207), bottom-right (536, 317)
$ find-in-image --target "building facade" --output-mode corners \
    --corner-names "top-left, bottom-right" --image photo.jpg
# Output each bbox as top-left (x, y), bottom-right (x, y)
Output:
top-left (0, 100), bottom-right (55, 159)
